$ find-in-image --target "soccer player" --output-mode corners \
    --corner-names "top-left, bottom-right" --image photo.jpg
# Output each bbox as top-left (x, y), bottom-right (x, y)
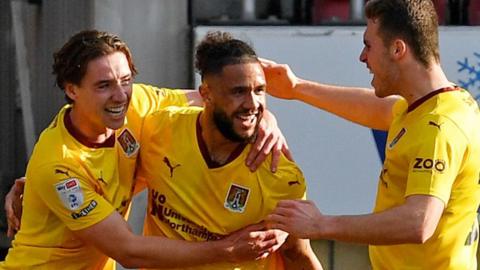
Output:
top-left (264, 0), bottom-right (480, 269)
top-left (137, 31), bottom-right (322, 270)
top-left (1, 30), bottom-right (289, 269)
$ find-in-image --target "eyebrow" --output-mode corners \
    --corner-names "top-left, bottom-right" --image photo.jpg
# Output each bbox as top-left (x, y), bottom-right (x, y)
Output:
top-left (93, 74), bottom-right (132, 86)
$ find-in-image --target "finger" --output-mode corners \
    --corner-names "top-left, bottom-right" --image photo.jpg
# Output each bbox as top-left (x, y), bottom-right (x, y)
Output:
top-left (255, 237), bottom-right (278, 252)
top-left (6, 210), bottom-right (20, 232)
top-left (246, 125), bottom-right (268, 167)
top-left (279, 136), bottom-right (293, 162)
top-left (264, 218), bottom-right (288, 232)
top-left (4, 197), bottom-right (19, 230)
top-left (270, 142), bottom-right (282, 173)
top-left (7, 226), bottom-right (14, 238)
top-left (249, 134), bottom-right (275, 172)
top-left (276, 199), bottom-right (300, 208)
top-left (258, 57), bottom-right (277, 67)
top-left (242, 222), bottom-right (267, 232)
top-left (255, 251), bottom-right (270, 261)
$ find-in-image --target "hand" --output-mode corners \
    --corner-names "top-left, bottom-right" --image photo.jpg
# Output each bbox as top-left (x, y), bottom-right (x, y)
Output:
top-left (267, 200), bottom-right (324, 239)
top-left (260, 58), bottom-right (300, 100)
top-left (5, 177), bottom-right (26, 238)
top-left (221, 223), bottom-right (288, 263)
top-left (247, 110), bottom-right (293, 173)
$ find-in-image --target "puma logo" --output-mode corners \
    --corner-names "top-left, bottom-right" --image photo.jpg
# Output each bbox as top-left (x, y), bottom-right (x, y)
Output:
top-left (288, 180), bottom-right (301, 186)
top-left (163, 157), bottom-right (181, 178)
top-left (55, 169), bottom-right (70, 177)
top-left (97, 171), bottom-right (107, 185)
top-left (428, 121), bottom-right (443, 130)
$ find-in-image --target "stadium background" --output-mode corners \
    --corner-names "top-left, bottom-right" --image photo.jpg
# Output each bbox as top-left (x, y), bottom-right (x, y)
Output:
top-left (0, 0), bottom-right (479, 269)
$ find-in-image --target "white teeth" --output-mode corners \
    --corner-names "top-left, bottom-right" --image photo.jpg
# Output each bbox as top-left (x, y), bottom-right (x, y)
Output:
top-left (237, 114), bottom-right (257, 123)
top-left (106, 105), bottom-right (125, 115)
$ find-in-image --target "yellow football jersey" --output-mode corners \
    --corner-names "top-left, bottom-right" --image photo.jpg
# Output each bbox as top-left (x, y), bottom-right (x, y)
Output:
top-left (138, 106), bottom-right (306, 270)
top-left (0, 84), bottom-right (188, 270)
top-left (370, 88), bottom-right (480, 270)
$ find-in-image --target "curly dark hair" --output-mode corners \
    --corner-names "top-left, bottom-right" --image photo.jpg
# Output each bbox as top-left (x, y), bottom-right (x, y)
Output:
top-left (365, 0), bottom-right (440, 67)
top-left (52, 30), bottom-right (138, 103)
top-left (195, 31), bottom-right (258, 78)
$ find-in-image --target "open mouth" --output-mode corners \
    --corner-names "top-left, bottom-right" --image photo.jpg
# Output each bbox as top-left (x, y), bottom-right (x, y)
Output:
top-left (105, 104), bottom-right (127, 118)
top-left (236, 109), bottom-right (260, 125)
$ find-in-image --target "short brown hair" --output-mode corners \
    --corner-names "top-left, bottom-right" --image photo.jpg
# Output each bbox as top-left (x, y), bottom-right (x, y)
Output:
top-left (52, 30), bottom-right (137, 103)
top-left (365, 0), bottom-right (440, 67)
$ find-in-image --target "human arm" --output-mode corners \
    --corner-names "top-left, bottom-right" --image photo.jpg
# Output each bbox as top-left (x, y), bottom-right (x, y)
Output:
top-left (74, 211), bottom-right (282, 269)
top-left (247, 109), bottom-right (292, 173)
top-left (267, 195), bottom-right (444, 245)
top-left (260, 58), bottom-right (399, 131)
top-left (4, 177), bottom-right (25, 237)
top-left (281, 236), bottom-right (323, 270)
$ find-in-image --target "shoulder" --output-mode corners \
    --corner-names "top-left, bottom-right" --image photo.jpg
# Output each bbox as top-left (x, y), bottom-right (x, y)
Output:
top-left (142, 106), bottom-right (202, 138)
top-left (29, 106), bottom-right (73, 167)
top-left (147, 106), bottom-right (202, 124)
top-left (257, 153), bottom-right (306, 198)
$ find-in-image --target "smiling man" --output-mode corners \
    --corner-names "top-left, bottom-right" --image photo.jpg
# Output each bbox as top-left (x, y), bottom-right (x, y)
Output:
top-left (0, 30), bottom-right (288, 269)
top-left (138, 31), bottom-right (322, 270)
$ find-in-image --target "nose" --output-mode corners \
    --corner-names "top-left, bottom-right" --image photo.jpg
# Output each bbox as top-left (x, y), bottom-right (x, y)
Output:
top-left (111, 82), bottom-right (128, 102)
top-left (243, 91), bottom-right (260, 111)
top-left (359, 47), bottom-right (367, 63)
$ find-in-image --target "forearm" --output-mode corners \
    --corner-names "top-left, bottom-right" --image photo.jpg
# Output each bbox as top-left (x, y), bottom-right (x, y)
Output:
top-left (117, 235), bottom-right (228, 268)
top-left (321, 205), bottom-right (430, 245)
top-left (293, 79), bottom-right (398, 131)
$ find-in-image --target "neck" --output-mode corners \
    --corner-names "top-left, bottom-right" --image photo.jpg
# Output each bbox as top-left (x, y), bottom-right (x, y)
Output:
top-left (397, 61), bottom-right (452, 105)
top-left (199, 111), bottom-right (242, 165)
top-left (69, 107), bottom-right (114, 144)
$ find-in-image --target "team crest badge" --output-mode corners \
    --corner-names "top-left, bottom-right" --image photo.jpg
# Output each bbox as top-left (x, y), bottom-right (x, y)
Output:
top-left (388, 128), bottom-right (406, 149)
top-left (118, 128), bottom-right (139, 157)
top-left (55, 178), bottom-right (84, 210)
top-left (224, 183), bottom-right (250, 213)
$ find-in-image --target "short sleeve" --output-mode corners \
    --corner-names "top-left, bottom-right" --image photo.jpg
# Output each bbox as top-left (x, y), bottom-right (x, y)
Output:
top-left (28, 163), bottom-right (116, 231)
top-left (405, 115), bottom-right (467, 204)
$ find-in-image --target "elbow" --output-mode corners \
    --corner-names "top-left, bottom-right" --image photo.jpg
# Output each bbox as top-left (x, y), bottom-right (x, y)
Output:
top-left (116, 254), bottom-right (139, 269)
top-left (109, 245), bottom-right (141, 269)
top-left (410, 224), bottom-right (435, 244)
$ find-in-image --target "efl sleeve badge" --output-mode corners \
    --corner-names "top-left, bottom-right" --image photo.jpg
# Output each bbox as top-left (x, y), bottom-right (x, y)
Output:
top-left (54, 178), bottom-right (84, 211)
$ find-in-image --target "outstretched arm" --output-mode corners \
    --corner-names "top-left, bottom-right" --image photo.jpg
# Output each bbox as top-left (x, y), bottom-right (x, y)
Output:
top-left (267, 195), bottom-right (444, 245)
top-left (260, 58), bottom-right (399, 131)
top-left (75, 212), bottom-right (282, 269)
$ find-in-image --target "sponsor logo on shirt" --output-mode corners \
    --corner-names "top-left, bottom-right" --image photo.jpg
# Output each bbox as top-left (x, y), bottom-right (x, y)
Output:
top-left (54, 168), bottom-right (70, 177)
top-left (71, 200), bottom-right (98, 219)
top-left (117, 128), bottom-right (139, 157)
top-left (150, 189), bottom-right (222, 240)
top-left (163, 156), bottom-right (181, 178)
top-left (224, 183), bottom-right (250, 213)
top-left (428, 121), bottom-right (443, 130)
top-left (55, 178), bottom-right (84, 210)
top-left (412, 158), bottom-right (446, 173)
top-left (388, 128), bottom-right (406, 149)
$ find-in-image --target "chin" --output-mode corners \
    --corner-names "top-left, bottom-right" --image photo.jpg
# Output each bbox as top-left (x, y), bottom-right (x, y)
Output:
top-left (107, 121), bottom-right (125, 131)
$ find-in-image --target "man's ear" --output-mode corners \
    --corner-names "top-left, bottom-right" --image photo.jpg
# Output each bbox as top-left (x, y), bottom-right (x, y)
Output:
top-left (391, 39), bottom-right (407, 60)
top-left (199, 83), bottom-right (211, 104)
top-left (65, 83), bottom-right (78, 102)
